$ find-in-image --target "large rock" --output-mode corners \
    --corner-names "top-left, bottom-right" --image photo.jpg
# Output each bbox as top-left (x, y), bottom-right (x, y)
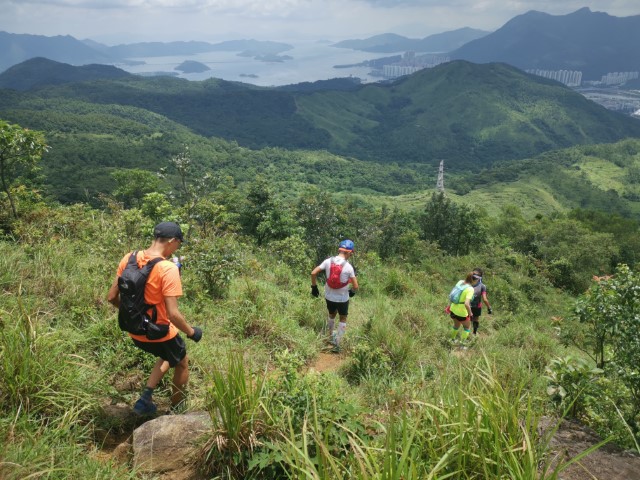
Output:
top-left (132, 411), bottom-right (212, 476)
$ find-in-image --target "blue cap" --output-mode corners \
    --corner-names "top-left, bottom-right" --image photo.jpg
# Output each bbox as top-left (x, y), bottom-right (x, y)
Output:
top-left (338, 239), bottom-right (354, 252)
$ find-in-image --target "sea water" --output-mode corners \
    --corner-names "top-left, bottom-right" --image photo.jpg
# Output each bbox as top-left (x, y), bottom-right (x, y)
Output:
top-left (115, 41), bottom-right (388, 87)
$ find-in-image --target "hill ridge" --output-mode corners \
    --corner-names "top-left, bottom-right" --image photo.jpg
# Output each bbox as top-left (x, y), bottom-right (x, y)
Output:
top-left (450, 8), bottom-right (640, 79)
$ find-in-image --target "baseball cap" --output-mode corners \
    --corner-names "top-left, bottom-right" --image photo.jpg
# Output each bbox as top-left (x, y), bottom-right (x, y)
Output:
top-left (153, 222), bottom-right (184, 242)
top-left (338, 239), bottom-right (355, 252)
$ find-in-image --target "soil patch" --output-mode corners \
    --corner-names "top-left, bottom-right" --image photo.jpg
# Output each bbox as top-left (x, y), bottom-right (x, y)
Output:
top-left (542, 417), bottom-right (640, 479)
top-left (308, 351), bottom-right (346, 374)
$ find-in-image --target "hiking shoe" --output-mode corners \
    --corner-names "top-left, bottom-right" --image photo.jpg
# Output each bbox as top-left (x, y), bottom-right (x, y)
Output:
top-left (330, 345), bottom-right (341, 354)
top-left (133, 397), bottom-right (157, 416)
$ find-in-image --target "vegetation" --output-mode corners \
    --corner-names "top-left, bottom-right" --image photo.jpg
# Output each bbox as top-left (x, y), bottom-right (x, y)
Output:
top-left (0, 120), bottom-right (48, 219)
top-left (2, 60), bottom-right (640, 174)
top-left (2, 114), bottom-right (640, 478)
top-left (3, 66), bottom-right (640, 224)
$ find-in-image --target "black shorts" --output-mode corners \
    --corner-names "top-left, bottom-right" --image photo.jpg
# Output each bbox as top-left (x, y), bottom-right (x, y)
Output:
top-left (471, 307), bottom-right (482, 318)
top-left (326, 299), bottom-right (349, 316)
top-left (133, 334), bottom-right (187, 367)
top-left (450, 312), bottom-right (468, 322)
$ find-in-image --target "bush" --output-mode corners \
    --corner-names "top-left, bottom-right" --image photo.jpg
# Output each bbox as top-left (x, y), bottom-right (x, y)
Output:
top-left (187, 234), bottom-right (245, 298)
top-left (545, 355), bottom-right (604, 419)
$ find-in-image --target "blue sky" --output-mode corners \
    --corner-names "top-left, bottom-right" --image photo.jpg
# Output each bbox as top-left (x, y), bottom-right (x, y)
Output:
top-left (1, 0), bottom-right (638, 44)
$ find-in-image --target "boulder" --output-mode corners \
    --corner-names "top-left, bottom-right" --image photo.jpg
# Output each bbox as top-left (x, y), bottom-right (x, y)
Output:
top-left (132, 411), bottom-right (212, 475)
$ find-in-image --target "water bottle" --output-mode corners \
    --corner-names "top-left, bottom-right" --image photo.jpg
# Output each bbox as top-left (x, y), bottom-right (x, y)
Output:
top-left (172, 256), bottom-right (183, 275)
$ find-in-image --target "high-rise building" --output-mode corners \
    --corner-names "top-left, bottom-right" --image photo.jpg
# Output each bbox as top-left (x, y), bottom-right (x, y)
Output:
top-left (525, 69), bottom-right (582, 87)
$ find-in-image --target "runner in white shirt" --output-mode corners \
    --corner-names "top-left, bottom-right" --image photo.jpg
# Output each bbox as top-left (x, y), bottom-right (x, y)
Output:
top-left (311, 239), bottom-right (359, 353)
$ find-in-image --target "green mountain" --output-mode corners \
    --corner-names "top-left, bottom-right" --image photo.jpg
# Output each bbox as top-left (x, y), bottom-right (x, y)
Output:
top-left (406, 138), bottom-right (640, 218)
top-left (450, 8), bottom-right (640, 80)
top-left (0, 57), bottom-right (133, 91)
top-left (293, 61), bottom-right (640, 167)
top-left (2, 59), bottom-right (640, 174)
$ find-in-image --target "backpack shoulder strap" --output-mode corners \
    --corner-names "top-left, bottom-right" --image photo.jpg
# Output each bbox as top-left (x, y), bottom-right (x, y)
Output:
top-left (141, 256), bottom-right (166, 277)
top-left (127, 250), bottom-right (139, 267)
top-left (140, 256), bottom-right (166, 318)
top-left (147, 256), bottom-right (165, 268)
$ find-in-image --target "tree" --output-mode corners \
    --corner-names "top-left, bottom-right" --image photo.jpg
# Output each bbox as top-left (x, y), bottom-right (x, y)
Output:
top-left (167, 144), bottom-right (221, 239)
top-left (0, 121), bottom-right (48, 219)
top-left (240, 176), bottom-right (300, 246)
top-left (376, 206), bottom-right (418, 260)
top-left (535, 217), bottom-right (618, 293)
top-left (575, 265), bottom-right (640, 436)
top-left (420, 192), bottom-right (484, 256)
top-left (296, 190), bottom-right (340, 262)
top-left (111, 168), bottom-right (161, 208)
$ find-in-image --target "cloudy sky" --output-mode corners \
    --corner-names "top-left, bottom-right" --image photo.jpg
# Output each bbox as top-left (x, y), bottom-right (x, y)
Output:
top-left (2, 0), bottom-right (638, 44)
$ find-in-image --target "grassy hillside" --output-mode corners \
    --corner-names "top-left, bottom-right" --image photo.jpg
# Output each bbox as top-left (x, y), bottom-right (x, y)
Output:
top-left (385, 139), bottom-right (640, 218)
top-left (2, 191), bottom-right (639, 478)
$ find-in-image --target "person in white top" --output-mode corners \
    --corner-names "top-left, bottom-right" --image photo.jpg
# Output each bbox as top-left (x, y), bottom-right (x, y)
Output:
top-left (311, 239), bottom-right (359, 353)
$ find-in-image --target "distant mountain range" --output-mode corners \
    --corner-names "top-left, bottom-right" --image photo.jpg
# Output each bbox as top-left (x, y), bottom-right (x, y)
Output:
top-left (4, 7), bottom-right (639, 81)
top-left (0, 31), bottom-right (293, 72)
top-left (451, 7), bottom-right (640, 79)
top-left (102, 39), bottom-right (292, 58)
top-left (0, 32), bottom-right (114, 72)
top-left (332, 28), bottom-right (489, 53)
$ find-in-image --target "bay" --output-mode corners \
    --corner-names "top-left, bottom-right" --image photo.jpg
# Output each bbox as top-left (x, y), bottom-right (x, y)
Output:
top-left (115, 41), bottom-right (388, 86)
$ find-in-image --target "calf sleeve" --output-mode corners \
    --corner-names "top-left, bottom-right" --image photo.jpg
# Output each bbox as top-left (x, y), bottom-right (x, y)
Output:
top-left (335, 322), bottom-right (347, 345)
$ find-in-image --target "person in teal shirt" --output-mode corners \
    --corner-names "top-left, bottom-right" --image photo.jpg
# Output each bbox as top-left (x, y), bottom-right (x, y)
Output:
top-left (448, 272), bottom-right (481, 344)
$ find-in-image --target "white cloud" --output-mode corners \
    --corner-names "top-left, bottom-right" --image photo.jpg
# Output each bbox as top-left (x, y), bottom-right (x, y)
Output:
top-left (0, 0), bottom-right (638, 43)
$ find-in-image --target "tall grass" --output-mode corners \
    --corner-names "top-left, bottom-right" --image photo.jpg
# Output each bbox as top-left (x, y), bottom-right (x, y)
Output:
top-left (271, 356), bottom-right (601, 479)
top-left (0, 294), bottom-right (100, 419)
top-left (0, 287), bottom-right (128, 479)
top-left (201, 350), bottom-right (268, 478)
top-left (0, 414), bottom-right (137, 480)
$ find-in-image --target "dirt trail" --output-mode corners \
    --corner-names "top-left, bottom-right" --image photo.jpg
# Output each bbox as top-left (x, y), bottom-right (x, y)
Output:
top-left (307, 351), bottom-right (346, 374)
top-left (541, 417), bottom-right (640, 479)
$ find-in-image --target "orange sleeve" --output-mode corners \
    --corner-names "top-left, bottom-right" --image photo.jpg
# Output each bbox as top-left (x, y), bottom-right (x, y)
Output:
top-left (159, 262), bottom-right (183, 297)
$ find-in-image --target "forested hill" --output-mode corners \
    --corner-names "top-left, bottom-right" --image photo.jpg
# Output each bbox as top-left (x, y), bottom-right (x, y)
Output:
top-left (0, 57), bottom-right (134, 90)
top-left (2, 59), bottom-right (639, 171)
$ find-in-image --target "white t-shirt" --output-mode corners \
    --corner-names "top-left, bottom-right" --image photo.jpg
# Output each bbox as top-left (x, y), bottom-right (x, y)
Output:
top-left (319, 255), bottom-right (355, 303)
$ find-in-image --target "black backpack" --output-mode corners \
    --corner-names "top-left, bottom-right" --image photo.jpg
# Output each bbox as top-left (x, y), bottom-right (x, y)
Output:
top-left (117, 252), bottom-right (166, 338)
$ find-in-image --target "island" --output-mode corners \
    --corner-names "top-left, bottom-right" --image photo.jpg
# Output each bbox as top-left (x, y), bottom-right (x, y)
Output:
top-left (174, 60), bottom-right (210, 73)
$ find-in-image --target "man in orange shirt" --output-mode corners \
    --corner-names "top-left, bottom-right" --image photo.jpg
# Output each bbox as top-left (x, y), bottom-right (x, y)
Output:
top-left (107, 222), bottom-right (202, 415)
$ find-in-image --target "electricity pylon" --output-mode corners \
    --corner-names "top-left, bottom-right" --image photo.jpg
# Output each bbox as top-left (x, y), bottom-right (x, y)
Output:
top-left (436, 160), bottom-right (445, 193)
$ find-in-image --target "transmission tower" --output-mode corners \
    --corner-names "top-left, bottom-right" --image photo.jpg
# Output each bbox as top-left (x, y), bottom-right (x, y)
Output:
top-left (436, 160), bottom-right (445, 193)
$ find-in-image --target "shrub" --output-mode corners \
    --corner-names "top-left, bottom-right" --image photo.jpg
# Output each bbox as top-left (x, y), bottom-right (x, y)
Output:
top-left (545, 355), bottom-right (604, 419)
top-left (187, 234), bottom-right (245, 298)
